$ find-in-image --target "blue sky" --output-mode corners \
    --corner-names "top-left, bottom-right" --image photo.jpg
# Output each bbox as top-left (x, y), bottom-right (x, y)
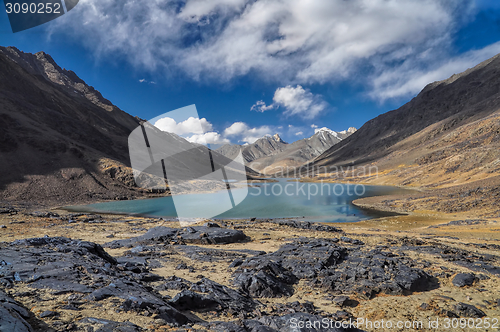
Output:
top-left (1, 0), bottom-right (500, 145)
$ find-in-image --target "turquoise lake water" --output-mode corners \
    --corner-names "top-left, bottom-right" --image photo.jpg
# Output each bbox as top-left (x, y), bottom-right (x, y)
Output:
top-left (68, 179), bottom-right (410, 223)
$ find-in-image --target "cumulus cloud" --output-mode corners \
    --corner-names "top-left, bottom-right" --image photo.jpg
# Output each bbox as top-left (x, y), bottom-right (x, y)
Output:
top-left (295, 131), bottom-right (304, 136)
top-left (273, 85), bottom-right (328, 119)
top-left (251, 85), bottom-right (327, 119)
top-left (50, 0), bottom-right (487, 100)
top-left (186, 132), bottom-right (230, 145)
top-left (154, 116), bottom-right (230, 145)
top-left (154, 116), bottom-right (213, 135)
top-left (224, 122), bottom-right (276, 144)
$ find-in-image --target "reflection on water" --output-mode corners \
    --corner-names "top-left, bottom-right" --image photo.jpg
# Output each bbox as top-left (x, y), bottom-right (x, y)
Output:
top-left (68, 179), bottom-right (410, 223)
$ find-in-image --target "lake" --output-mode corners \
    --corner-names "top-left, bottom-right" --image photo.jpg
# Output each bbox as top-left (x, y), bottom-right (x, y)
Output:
top-left (67, 179), bottom-right (410, 222)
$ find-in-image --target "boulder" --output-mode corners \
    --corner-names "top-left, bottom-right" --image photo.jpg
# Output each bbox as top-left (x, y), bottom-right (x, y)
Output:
top-left (453, 303), bottom-right (486, 318)
top-left (104, 226), bottom-right (248, 248)
top-left (0, 290), bottom-right (34, 332)
top-left (452, 273), bottom-right (475, 287)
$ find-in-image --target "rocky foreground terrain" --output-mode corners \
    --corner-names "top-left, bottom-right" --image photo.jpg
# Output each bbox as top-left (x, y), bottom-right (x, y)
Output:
top-left (1, 208), bottom-right (499, 331)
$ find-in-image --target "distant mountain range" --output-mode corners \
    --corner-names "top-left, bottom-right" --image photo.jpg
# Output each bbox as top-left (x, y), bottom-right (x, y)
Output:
top-left (216, 127), bottom-right (356, 174)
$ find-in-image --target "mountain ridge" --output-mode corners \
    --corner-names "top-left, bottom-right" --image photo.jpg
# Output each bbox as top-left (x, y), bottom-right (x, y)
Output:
top-left (305, 52), bottom-right (500, 218)
top-left (217, 127), bottom-right (356, 174)
top-left (311, 53), bottom-right (500, 170)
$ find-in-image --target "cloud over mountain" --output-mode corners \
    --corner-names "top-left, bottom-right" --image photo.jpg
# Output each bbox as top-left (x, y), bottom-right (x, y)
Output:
top-left (50, 0), bottom-right (498, 100)
top-left (251, 85), bottom-right (328, 119)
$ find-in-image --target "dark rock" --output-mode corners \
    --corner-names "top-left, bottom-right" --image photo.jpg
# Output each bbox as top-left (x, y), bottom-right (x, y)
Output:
top-left (332, 296), bottom-right (358, 308)
top-left (176, 263), bottom-right (189, 270)
top-left (170, 290), bottom-right (221, 311)
top-left (340, 237), bottom-right (364, 245)
top-left (476, 274), bottom-right (490, 280)
top-left (397, 243), bottom-right (500, 276)
top-left (0, 305), bottom-right (33, 332)
top-left (453, 303), bottom-right (486, 318)
top-left (177, 245), bottom-right (262, 263)
top-left (232, 238), bottom-right (346, 298)
top-left (452, 273), bottom-right (475, 287)
top-left (156, 276), bottom-right (190, 291)
top-left (207, 321), bottom-right (247, 332)
top-left (446, 219), bottom-right (486, 226)
top-left (39, 310), bottom-right (58, 318)
top-left (436, 309), bottom-right (459, 318)
top-left (233, 238), bottom-right (432, 300)
top-left (276, 239), bottom-right (346, 279)
top-left (247, 312), bottom-right (359, 332)
top-left (0, 290), bottom-right (34, 331)
top-left (229, 259), bottom-right (244, 268)
top-left (0, 207), bottom-right (18, 214)
top-left (233, 260), bottom-right (295, 298)
top-left (169, 277), bottom-right (259, 315)
top-left (0, 237), bottom-right (190, 327)
top-left (0, 225), bottom-right (6, 229)
top-left (311, 248), bottom-right (433, 299)
top-left (269, 301), bottom-right (317, 315)
top-left (104, 226), bottom-right (248, 248)
top-left (418, 303), bottom-right (430, 310)
top-left (204, 222), bottom-right (221, 228)
top-left (262, 219), bottom-right (343, 233)
top-left (27, 211), bottom-right (60, 218)
top-left (77, 317), bottom-right (143, 332)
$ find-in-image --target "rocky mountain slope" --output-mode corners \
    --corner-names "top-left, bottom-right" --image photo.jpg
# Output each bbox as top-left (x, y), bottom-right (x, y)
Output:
top-left (217, 133), bottom-right (288, 163)
top-left (249, 127), bottom-right (356, 174)
top-left (0, 46), bottom-right (254, 206)
top-left (307, 52), bottom-right (500, 217)
top-left (312, 53), bottom-right (500, 172)
top-left (217, 128), bottom-right (356, 174)
top-left (0, 46), bottom-right (146, 205)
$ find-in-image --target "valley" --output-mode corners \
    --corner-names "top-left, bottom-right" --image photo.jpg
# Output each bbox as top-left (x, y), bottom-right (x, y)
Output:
top-left (1, 46), bottom-right (500, 332)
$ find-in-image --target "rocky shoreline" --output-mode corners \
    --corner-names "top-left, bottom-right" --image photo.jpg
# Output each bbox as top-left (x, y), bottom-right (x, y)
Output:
top-left (1, 209), bottom-right (499, 331)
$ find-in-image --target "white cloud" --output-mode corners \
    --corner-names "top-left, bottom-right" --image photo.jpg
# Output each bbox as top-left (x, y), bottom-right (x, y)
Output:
top-left (295, 131), bottom-right (304, 136)
top-left (154, 116), bottom-right (213, 135)
top-left (154, 116), bottom-right (231, 145)
top-left (251, 85), bottom-right (328, 119)
top-left (50, 0), bottom-right (482, 100)
top-left (311, 124), bottom-right (318, 128)
top-left (224, 121), bottom-right (276, 144)
top-left (251, 100), bottom-right (275, 113)
top-left (370, 41), bottom-right (500, 101)
top-left (273, 85), bottom-right (327, 119)
top-left (139, 78), bottom-right (156, 84)
top-left (187, 132), bottom-right (230, 145)
top-left (223, 122), bottom-right (249, 136)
